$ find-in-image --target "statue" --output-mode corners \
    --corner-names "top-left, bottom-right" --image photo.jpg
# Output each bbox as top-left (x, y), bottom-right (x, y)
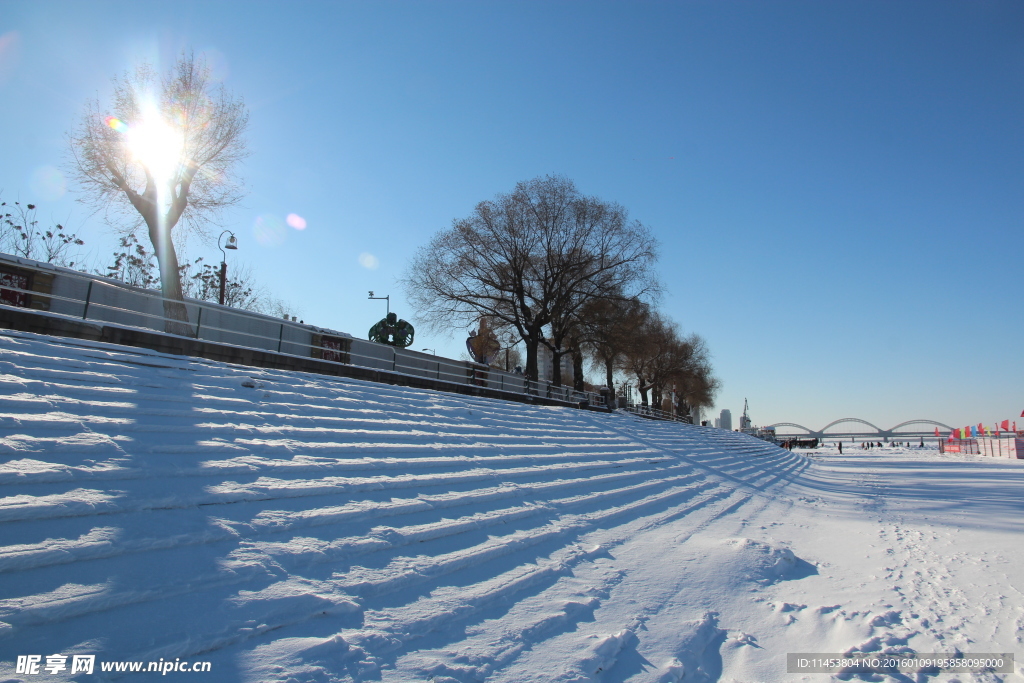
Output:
top-left (466, 317), bottom-right (501, 365)
top-left (466, 317), bottom-right (501, 387)
top-left (368, 312), bottom-right (415, 347)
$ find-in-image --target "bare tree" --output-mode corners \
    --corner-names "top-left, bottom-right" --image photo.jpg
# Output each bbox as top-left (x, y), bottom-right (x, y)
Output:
top-left (404, 175), bottom-right (657, 382)
top-left (540, 194), bottom-right (660, 387)
top-left (578, 293), bottom-right (648, 391)
top-left (1, 197), bottom-right (85, 268)
top-left (671, 335), bottom-right (721, 418)
top-left (618, 313), bottom-right (719, 417)
top-left (618, 309), bottom-right (673, 406)
top-left (67, 52), bottom-right (248, 333)
top-left (178, 257), bottom-right (268, 312)
top-left (101, 234), bottom-right (285, 317)
top-left (263, 298), bottom-right (304, 322)
top-left (101, 233), bottom-right (160, 288)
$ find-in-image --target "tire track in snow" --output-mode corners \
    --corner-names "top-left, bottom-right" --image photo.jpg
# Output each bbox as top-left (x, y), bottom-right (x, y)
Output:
top-left (386, 488), bottom-right (767, 681)
top-left (0, 331), bottom-right (804, 681)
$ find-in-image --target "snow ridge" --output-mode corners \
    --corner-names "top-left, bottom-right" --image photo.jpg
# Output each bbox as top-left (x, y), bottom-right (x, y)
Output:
top-left (0, 331), bottom-right (804, 681)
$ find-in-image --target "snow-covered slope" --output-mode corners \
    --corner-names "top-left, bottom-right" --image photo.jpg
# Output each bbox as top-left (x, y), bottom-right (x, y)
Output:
top-left (1, 330), bottom-right (1022, 683)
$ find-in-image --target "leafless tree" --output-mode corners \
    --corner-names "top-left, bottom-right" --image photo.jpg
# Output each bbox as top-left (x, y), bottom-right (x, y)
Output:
top-left (67, 52), bottom-right (248, 333)
top-left (671, 336), bottom-right (721, 418)
top-left (101, 235), bottom-right (287, 318)
top-left (1, 197), bottom-right (85, 268)
top-left (263, 298), bottom-right (304, 322)
top-left (178, 257), bottom-right (268, 312)
top-left (618, 309), bottom-right (673, 406)
top-left (499, 342), bottom-right (524, 373)
top-left (660, 332), bottom-right (719, 418)
top-left (618, 313), bottom-right (719, 416)
top-left (404, 175), bottom-right (658, 383)
top-left (578, 293), bottom-right (649, 391)
top-left (101, 233), bottom-right (159, 288)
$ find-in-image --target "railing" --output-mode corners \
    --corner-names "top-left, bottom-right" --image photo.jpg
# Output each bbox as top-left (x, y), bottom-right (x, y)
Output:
top-left (0, 254), bottom-right (606, 408)
top-left (938, 439), bottom-right (981, 455)
top-left (620, 402), bottom-right (693, 424)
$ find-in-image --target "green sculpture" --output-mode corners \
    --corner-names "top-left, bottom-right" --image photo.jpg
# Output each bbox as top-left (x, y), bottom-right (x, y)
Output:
top-left (368, 312), bottom-right (415, 347)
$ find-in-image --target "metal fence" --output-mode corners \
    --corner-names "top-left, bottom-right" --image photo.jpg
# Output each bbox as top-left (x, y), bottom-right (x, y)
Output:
top-left (938, 439), bottom-right (981, 455)
top-left (620, 402), bottom-right (693, 424)
top-left (0, 253), bottom-right (606, 407)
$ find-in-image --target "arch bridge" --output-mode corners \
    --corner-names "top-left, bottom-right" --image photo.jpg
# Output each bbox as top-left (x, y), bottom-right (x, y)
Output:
top-left (767, 418), bottom-right (954, 441)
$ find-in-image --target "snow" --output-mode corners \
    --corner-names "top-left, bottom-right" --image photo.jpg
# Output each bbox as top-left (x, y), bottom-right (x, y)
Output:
top-left (0, 329), bottom-right (1022, 682)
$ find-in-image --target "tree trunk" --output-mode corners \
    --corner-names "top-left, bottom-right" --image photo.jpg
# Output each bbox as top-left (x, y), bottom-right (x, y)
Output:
top-left (147, 219), bottom-right (192, 337)
top-left (551, 349), bottom-right (563, 387)
top-left (573, 347), bottom-right (585, 392)
top-left (604, 356), bottom-right (614, 390)
top-left (524, 336), bottom-right (540, 385)
top-left (637, 375), bottom-right (649, 406)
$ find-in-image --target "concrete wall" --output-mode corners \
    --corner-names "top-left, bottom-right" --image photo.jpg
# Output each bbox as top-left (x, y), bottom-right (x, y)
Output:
top-left (0, 304), bottom-right (602, 412)
top-left (0, 252), bottom-right (600, 407)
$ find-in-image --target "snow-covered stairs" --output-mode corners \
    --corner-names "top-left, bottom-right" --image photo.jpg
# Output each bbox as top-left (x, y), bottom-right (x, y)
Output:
top-left (0, 331), bottom-right (802, 681)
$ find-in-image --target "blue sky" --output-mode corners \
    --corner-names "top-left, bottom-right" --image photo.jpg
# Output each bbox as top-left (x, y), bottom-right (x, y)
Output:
top-left (1, 1), bottom-right (1021, 430)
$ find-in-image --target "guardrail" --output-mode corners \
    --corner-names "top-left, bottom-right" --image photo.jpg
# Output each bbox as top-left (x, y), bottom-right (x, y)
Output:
top-left (0, 253), bottom-right (606, 408)
top-left (620, 402), bottom-right (693, 424)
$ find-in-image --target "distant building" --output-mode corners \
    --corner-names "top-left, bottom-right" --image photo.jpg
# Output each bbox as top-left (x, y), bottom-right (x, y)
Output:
top-left (536, 346), bottom-right (573, 383)
top-left (720, 409), bottom-right (732, 431)
top-left (714, 417), bottom-right (721, 429)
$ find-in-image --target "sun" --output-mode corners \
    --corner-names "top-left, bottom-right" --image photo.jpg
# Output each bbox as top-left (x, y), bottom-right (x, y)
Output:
top-left (125, 105), bottom-right (184, 185)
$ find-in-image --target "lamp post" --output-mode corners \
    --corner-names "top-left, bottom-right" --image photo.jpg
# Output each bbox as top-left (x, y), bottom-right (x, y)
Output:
top-left (421, 348), bottom-right (436, 355)
top-left (368, 291), bottom-right (390, 316)
top-left (217, 230), bottom-right (238, 306)
top-left (503, 332), bottom-right (517, 372)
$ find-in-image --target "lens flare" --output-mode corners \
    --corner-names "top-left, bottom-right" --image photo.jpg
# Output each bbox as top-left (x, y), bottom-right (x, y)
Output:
top-left (358, 252), bottom-right (379, 270)
top-left (200, 47), bottom-right (230, 82)
top-left (0, 31), bottom-right (21, 85)
top-left (286, 213), bottom-right (307, 230)
top-left (254, 214), bottom-right (286, 247)
top-left (126, 112), bottom-right (184, 184)
top-left (29, 166), bottom-right (66, 201)
top-left (105, 116), bottom-right (129, 133)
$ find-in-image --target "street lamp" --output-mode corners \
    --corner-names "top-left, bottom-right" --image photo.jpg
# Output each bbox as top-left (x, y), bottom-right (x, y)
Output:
top-left (368, 291), bottom-right (390, 316)
top-left (421, 348), bottom-right (436, 355)
top-left (503, 332), bottom-right (518, 372)
top-left (217, 230), bottom-right (238, 306)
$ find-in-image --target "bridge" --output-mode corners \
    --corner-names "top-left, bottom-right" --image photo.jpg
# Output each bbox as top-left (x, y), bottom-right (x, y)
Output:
top-left (767, 418), bottom-right (954, 441)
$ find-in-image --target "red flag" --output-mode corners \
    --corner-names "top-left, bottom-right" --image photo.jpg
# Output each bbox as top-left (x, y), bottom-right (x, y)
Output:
top-left (1001, 419), bottom-right (1010, 431)
top-left (934, 427), bottom-right (940, 437)
top-left (1020, 410), bottom-right (1024, 418)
